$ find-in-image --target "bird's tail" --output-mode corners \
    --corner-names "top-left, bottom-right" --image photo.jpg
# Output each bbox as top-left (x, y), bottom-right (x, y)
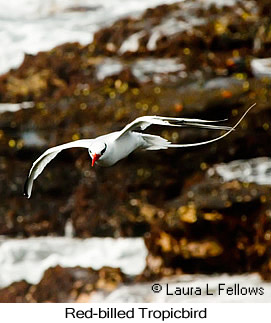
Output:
top-left (169, 103), bottom-right (255, 148)
top-left (142, 133), bottom-right (170, 150)
top-left (142, 103), bottom-right (255, 150)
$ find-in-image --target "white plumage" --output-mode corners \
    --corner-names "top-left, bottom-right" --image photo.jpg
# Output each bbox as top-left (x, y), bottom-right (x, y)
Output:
top-left (24, 104), bottom-right (255, 198)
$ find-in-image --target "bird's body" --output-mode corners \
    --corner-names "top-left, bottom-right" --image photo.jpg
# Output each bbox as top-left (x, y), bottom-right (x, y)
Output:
top-left (93, 131), bottom-right (143, 167)
top-left (93, 131), bottom-right (169, 166)
top-left (24, 104), bottom-right (255, 198)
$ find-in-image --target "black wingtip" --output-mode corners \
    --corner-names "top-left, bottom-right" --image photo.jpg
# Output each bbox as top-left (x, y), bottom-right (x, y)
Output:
top-left (23, 178), bottom-right (29, 199)
top-left (23, 192), bottom-right (29, 199)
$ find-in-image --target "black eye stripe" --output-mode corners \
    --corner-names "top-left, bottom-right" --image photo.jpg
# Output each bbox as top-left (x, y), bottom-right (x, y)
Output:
top-left (101, 144), bottom-right (107, 155)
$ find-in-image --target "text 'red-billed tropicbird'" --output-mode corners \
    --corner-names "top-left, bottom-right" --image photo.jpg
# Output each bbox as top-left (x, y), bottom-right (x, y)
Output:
top-left (24, 103), bottom-right (255, 198)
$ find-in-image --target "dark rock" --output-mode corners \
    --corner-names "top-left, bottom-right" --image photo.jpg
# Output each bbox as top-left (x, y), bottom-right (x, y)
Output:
top-left (0, 265), bottom-right (129, 303)
top-left (0, 0), bottom-right (271, 283)
top-left (0, 281), bottom-right (31, 303)
top-left (140, 174), bottom-right (271, 280)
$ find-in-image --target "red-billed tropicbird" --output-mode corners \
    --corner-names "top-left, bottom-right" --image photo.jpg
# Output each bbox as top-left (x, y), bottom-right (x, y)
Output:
top-left (24, 103), bottom-right (255, 198)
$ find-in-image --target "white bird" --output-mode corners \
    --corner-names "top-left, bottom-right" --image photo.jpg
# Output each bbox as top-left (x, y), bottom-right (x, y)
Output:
top-left (24, 103), bottom-right (255, 198)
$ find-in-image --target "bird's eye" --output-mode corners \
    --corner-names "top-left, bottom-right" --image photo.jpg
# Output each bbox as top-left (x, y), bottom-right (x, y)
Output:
top-left (101, 144), bottom-right (107, 155)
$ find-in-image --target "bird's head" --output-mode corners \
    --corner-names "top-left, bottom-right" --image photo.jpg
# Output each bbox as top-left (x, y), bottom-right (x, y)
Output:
top-left (88, 142), bottom-right (107, 166)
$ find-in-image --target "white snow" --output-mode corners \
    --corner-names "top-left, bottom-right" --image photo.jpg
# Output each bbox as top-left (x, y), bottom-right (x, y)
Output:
top-left (213, 157), bottom-right (271, 185)
top-left (96, 58), bottom-right (124, 81)
top-left (0, 0), bottom-right (183, 75)
top-left (0, 237), bottom-right (147, 287)
top-left (132, 58), bottom-right (185, 82)
top-left (0, 102), bottom-right (34, 113)
top-left (119, 31), bottom-right (146, 54)
top-left (251, 58), bottom-right (271, 79)
top-left (95, 57), bottom-right (185, 82)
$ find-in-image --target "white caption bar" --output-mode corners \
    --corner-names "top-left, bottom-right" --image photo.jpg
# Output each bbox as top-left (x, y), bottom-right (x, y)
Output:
top-left (0, 303), bottom-right (270, 322)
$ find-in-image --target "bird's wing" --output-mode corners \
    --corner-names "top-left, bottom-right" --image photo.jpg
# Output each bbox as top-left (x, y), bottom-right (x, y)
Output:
top-left (115, 115), bottom-right (232, 140)
top-left (24, 139), bottom-right (93, 198)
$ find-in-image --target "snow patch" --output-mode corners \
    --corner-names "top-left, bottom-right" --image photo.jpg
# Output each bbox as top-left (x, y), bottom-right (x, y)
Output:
top-left (212, 157), bottom-right (271, 185)
top-left (0, 102), bottom-right (34, 113)
top-left (0, 237), bottom-right (147, 287)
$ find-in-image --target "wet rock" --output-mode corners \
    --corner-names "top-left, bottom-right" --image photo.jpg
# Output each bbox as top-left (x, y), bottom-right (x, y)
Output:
top-left (0, 281), bottom-right (31, 303)
top-left (92, 0), bottom-right (271, 76)
top-left (0, 157), bottom-right (80, 236)
top-left (0, 0), bottom-right (270, 103)
top-left (32, 266), bottom-right (98, 302)
top-left (140, 173), bottom-right (271, 280)
top-left (0, 0), bottom-right (271, 283)
top-left (96, 267), bottom-right (128, 292)
top-left (0, 75), bottom-right (270, 237)
top-left (0, 265), bottom-right (129, 303)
